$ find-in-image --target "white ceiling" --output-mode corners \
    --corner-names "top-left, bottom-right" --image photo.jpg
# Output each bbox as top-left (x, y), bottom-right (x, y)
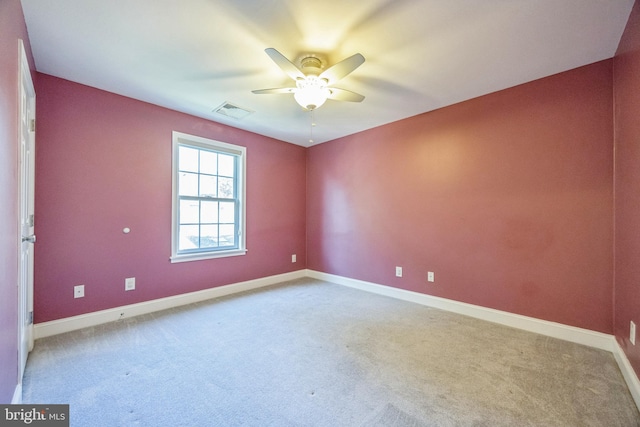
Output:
top-left (21, 0), bottom-right (634, 147)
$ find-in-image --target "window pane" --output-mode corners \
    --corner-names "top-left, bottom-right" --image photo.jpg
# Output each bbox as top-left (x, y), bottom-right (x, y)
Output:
top-left (201, 200), bottom-right (218, 223)
top-left (199, 175), bottom-right (217, 198)
top-left (200, 225), bottom-right (219, 248)
top-left (219, 202), bottom-right (235, 223)
top-left (218, 177), bottom-right (234, 198)
top-left (179, 146), bottom-right (199, 172)
top-left (179, 199), bottom-right (199, 224)
top-left (178, 225), bottom-right (199, 251)
top-left (218, 154), bottom-right (235, 177)
top-left (200, 150), bottom-right (217, 175)
top-left (219, 224), bottom-right (235, 247)
top-left (179, 172), bottom-right (198, 197)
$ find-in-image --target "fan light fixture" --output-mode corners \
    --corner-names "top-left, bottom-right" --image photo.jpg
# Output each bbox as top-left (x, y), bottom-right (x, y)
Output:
top-left (294, 76), bottom-right (330, 110)
top-left (253, 48), bottom-right (365, 113)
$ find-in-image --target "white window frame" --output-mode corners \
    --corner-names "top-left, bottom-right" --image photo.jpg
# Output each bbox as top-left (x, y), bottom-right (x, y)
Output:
top-left (171, 131), bottom-right (246, 263)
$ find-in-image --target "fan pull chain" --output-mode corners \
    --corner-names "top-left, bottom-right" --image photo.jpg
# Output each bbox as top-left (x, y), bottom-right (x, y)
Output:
top-left (309, 109), bottom-right (316, 144)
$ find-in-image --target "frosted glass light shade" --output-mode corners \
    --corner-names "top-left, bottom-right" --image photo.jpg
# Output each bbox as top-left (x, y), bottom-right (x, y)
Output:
top-left (294, 77), bottom-right (330, 110)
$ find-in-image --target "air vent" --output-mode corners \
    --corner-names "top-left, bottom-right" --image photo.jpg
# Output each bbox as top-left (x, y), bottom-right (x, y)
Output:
top-left (213, 102), bottom-right (254, 120)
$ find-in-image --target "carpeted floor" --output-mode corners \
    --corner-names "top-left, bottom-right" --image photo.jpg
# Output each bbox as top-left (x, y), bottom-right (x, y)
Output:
top-left (22, 278), bottom-right (640, 426)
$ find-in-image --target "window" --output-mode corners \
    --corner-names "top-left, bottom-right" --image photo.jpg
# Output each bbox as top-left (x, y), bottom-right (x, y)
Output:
top-left (171, 131), bottom-right (246, 262)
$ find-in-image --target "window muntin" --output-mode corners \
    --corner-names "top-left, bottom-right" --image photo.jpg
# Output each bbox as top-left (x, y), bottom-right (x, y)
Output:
top-left (171, 132), bottom-right (246, 262)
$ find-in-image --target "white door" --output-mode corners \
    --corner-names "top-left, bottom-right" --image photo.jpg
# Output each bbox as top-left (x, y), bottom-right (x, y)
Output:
top-left (18, 39), bottom-right (36, 384)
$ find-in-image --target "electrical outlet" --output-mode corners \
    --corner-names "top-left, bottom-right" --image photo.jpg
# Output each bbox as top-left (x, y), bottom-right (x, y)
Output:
top-left (631, 321), bottom-right (636, 345)
top-left (395, 266), bottom-right (402, 277)
top-left (74, 285), bottom-right (84, 299)
top-left (292, 254), bottom-right (297, 263)
top-left (428, 272), bottom-right (435, 282)
top-left (125, 277), bottom-right (135, 291)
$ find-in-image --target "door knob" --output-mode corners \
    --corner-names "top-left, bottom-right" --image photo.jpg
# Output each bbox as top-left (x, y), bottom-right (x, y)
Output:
top-left (22, 234), bottom-right (36, 244)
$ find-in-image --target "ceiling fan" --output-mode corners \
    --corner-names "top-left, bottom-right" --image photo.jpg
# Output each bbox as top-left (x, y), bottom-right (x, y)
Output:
top-left (252, 48), bottom-right (365, 111)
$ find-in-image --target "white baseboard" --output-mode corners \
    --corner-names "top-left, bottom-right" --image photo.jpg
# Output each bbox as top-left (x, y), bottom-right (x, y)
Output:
top-left (307, 270), bottom-right (614, 351)
top-left (306, 269), bottom-right (640, 409)
top-left (38, 268), bottom-right (612, 349)
top-left (613, 339), bottom-right (640, 410)
top-left (12, 383), bottom-right (22, 404)
top-left (34, 270), bottom-right (306, 339)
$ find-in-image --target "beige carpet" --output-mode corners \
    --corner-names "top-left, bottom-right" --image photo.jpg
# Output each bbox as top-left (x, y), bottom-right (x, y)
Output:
top-left (23, 278), bottom-right (640, 426)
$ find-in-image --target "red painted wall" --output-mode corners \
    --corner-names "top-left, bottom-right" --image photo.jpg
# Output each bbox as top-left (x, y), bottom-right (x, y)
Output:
top-left (307, 61), bottom-right (614, 333)
top-left (614, 0), bottom-right (640, 374)
top-left (0, 0), bottom-right (36, 403)
top-left (34, 74), bottom-right (306, 323)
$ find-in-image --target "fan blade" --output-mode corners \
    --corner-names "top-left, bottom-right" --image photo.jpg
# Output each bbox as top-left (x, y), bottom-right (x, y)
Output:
top-left (327, 87), bottom-right (365, 102)
top-left (252, 87), bottom-right (296, 95)
top-left (265, 48), bottom-right (305, 81)
top-left (319, 53), bottom-right (365, 85)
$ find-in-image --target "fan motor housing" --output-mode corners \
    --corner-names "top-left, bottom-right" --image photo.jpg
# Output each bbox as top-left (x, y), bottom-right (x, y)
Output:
top-left (298, 54), bottom-right (326, 76)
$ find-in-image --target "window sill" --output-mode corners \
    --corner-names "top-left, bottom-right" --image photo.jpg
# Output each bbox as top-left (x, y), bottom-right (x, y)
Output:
top-left (170, 249), bottom-right (247, 263)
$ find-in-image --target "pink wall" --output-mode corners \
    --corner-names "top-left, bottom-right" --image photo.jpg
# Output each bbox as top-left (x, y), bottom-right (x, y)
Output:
top-left (307, 61), bottom-right (614, 333)
top-left (34, 74), bottom-right (306, 323)
top-left (0, 0), bottom-right (36, 403)
top-left (614, 0), bottom-right (640, 375)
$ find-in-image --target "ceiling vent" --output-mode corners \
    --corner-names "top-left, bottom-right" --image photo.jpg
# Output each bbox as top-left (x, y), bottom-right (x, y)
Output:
top-left (213, 102), bottom-right (254, 120)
